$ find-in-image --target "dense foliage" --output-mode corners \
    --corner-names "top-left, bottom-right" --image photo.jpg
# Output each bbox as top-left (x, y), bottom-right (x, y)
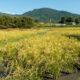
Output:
top-left (0, 15), bottom-right (34, 29)
top-left (22, 8), bottom-right (80, 22)
top-left (0, 28), bottom-right (80, 80)
top-left (59, 16), bottom-right (80, 24)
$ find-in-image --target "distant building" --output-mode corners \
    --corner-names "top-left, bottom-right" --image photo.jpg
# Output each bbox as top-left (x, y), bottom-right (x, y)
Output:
top-left (40, 22), bottom-right (44, 24)
top-left (55, 24), bottom-right (66, 26)
top-left (67, 22), bottom-right (76, 25)
top-left (72, 22), bottom-right (76, 25)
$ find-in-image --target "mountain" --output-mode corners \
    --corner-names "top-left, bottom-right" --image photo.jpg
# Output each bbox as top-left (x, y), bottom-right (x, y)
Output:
top-left (22, 8), bottom-right (80, 22)
top-left (0, 12), bottom-right (8, 15)
top-left (0, 8), bottom-right (80, 22)
top-left (0, 12), bottom-right (20, 16)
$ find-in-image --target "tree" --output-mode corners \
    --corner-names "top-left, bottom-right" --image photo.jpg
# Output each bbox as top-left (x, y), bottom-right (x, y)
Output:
top-left (75, 18), bottom-right (80, 24)
top-left (60, 17), bottom-right (66, 24)
top-left (34, 19), bottom-right (39, 23)
top-left (0, 15), bottom-right (34, 29)
top-left (66, 16), bottom-right (74, 23)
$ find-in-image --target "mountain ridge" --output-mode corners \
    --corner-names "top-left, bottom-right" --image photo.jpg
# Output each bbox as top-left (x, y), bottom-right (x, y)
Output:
top-left (22, 8), bottom-right (80, 22)
top-left (0, 8), bottom-right (80, 22)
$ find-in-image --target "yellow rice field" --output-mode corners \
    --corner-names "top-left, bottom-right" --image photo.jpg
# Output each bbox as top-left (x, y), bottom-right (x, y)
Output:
top-left (0, 27), bottom-right (80, 80)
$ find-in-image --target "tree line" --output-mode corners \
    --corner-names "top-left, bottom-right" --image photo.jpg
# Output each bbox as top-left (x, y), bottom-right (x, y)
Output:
top-left (0, 15), bottom-right (34, 29)
top-left (59, 16), bottom-right (80, 25)
top-left (0, 15), bottom-right (80, 29)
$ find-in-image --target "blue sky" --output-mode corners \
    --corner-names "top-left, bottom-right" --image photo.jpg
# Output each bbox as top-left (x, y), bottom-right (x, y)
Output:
top-left (0, 0), bottom-right (80, 14)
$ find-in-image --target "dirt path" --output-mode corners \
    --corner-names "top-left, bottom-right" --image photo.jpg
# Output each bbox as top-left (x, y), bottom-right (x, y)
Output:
top-left (58, 70), bottom-right (80, 80)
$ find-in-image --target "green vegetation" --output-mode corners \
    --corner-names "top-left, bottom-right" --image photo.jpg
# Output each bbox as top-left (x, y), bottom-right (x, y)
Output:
top-left (0, 27), bottom-right (80, 80)
top-left (0, 15), bottom-right (34, 29)
top-left (1, 8), bottom-right (80, 23)
top-left (0, 15), bottom-right (80, 29)
top-left (59, 16), bottom-right (80, 25)
top-left (22, 8), bottom-right (80, 22)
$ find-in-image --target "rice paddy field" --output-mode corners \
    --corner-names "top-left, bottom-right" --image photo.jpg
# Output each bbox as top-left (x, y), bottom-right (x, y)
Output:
top-left (0, 27), bottom-right (80, 80)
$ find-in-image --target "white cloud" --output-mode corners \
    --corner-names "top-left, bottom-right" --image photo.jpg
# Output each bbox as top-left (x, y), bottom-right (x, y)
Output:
top-left (3, 11), bottom-right (21, 15)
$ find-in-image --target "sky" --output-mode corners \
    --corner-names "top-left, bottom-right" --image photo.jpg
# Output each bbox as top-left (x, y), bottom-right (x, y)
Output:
top-left (0, 0), bottom-right (80, 14)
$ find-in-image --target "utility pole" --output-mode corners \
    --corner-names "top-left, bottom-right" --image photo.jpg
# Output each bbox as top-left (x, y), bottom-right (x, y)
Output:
top-left (50, 18), bottom-right (51, 23)
top-left (50, 18), bottom-right (52, 26)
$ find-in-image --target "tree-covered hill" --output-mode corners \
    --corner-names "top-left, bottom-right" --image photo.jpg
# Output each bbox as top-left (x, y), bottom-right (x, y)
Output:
top-left (22, 8), bottom-right (80, 22)
top-left (0, 8), bottom-right (80, 22)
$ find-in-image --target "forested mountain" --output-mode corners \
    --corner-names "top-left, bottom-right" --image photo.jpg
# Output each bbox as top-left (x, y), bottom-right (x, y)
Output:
top-left (22, 8), bottom-right (80, 22)
top-left (0, 8), bottom-right (80, 22)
